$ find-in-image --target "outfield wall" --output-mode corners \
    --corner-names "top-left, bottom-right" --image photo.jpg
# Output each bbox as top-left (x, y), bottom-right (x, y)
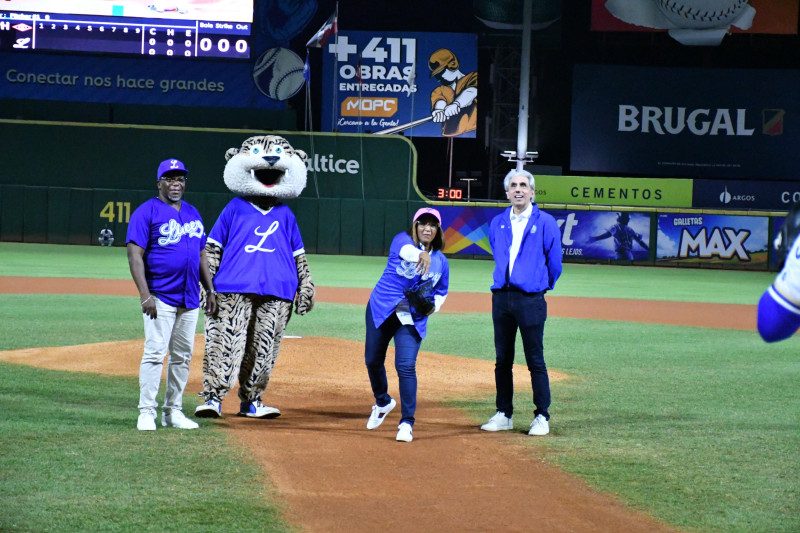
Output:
top-left (0, 184), bottom-right (428, 257)
top-left (0, 181), bottom-right (785, 271)
top-left (0, 120), bottom-right (788, 270)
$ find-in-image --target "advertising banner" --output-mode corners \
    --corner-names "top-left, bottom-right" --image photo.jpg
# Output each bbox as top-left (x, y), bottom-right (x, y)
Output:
top-left (771, 215), bottom-right (785, 269)
top-left (693, 179), bottom-right (800, 211)
top-left (571, 64), bottom-right (800, 180)
top-left (0, 51), bottom-right (282, 108)
top-left (320, 30), bottom-right (477, 138)
top-left (535, 174), bottom-right (692, 208)
top-left (549, 209), bottom-right (651, 261)
top-left (440, 206), bottom-right (503, 255)
top-left (656, 213), bottom-right (769, 269)
top-left (439, 205), bottom-right (651, 261)
top-left (0, 2), bottom-right (291, 109)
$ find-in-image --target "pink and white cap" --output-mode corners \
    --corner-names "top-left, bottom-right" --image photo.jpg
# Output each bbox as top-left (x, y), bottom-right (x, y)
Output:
top-left (413, 207), bottom-right (442, 225)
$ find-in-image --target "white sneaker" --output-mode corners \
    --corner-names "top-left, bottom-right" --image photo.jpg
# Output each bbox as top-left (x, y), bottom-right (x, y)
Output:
top-left (528, 414), bottom-right (549, 436)
top-left (396, 422), bottom-right (413, 442)
top-left (162, 409), bottom-right (199, 429)
top-left (137, 410), bottom-right (156, 431)
top-left (480, 411), bottom-right (513, 431)
top-left (195, 398), bottom-right (222, 418)
top-left (366, 398), bottom-right (397, 429)
top-left (238, 400), bottom-right (281, 419)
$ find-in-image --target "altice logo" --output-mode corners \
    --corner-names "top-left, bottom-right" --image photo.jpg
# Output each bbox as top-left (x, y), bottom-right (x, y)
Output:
top-left (719, 186), bottom-right (732, 204)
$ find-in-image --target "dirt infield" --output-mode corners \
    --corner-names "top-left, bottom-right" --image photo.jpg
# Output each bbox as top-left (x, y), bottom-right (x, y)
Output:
top-left (0, 276), bottom-right (750, 532)
top-left (0, 276), bottom-right (756, 330)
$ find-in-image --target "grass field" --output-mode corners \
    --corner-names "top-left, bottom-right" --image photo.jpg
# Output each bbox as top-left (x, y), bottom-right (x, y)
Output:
top-left (0, 242), bottom-right (798, 533)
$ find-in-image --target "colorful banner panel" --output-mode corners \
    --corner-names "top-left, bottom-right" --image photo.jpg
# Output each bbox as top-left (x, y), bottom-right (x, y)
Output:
top-left (320, 31), bottom-right (477, 138)
top-left (439, 206), bottom-right (651, 261)
top-left (549, 209), bottom-right (651, 261)
top-left (656, 213), bottom-right (769, 269)
top-left (591, 0), bottom-right (798, 35)
top-left (440, 206), bottom-right (503, 256)
top-left (571, 64), bottom-right (800, 180)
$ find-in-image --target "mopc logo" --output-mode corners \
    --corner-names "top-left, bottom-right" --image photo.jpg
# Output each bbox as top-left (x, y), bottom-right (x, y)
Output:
top-left (341, 97), bottom-right (397, 117)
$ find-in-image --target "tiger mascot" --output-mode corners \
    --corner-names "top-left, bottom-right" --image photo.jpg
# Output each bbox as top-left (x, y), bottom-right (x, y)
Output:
top-left (195, 135), bottom-right (315, 419)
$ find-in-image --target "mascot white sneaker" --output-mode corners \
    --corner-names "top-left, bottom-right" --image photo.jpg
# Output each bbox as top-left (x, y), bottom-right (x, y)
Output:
top-left (195, 135), bottom-right (315, 419)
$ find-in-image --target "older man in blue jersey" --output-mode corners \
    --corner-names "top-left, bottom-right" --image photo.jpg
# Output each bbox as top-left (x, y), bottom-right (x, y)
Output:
top-left (481, 169), bottom-right (563, 436)
top-left (127, 158), bottom-right (217, 431)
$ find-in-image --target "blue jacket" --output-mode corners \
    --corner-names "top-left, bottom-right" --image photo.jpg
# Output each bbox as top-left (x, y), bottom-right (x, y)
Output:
top-left (489, 204), bottom-right (563, 293)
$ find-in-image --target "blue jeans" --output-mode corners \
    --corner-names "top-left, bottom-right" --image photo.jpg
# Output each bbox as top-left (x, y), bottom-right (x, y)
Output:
top-left (364, 302), bottom-right (422, 426)
top-left (491, 290), bottom-right (550, 420)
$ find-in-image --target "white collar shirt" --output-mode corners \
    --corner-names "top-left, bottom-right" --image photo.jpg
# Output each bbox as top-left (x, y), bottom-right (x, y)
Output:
top-left (508, 203), bottom-right (532, 275)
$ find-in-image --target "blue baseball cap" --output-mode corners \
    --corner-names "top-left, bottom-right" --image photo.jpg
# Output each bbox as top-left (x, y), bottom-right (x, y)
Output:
top-left (157, 158), bottom-right (188, 180)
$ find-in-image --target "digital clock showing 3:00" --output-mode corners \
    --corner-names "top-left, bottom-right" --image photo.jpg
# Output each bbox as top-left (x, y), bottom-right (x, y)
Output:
top-left (436, 188), bottom-right (463, 200)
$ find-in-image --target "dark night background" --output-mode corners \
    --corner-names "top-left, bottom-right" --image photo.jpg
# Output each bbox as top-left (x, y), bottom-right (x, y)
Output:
top-left (284, 1), bottom-right (800, 202)
top-left (1, 1), bottom-right (798, 202)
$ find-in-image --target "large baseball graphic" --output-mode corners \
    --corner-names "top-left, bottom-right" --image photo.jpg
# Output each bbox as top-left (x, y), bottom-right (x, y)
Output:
top-left (253, 47), bottom-right (306, 101)
top-left (656, 0), bottom-right (750, 29)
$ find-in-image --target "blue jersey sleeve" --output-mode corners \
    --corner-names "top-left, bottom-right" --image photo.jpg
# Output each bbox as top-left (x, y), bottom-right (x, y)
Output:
top-left (288, 210), bottom-right (305, 255)
top-left (433, 255), bottom-right (449, 297)
top-left (126, 201), bottom-right (153, 250)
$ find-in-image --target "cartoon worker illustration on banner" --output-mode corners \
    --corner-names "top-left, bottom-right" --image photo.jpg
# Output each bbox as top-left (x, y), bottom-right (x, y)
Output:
top-left (428, 48), bottom-right (478, 137)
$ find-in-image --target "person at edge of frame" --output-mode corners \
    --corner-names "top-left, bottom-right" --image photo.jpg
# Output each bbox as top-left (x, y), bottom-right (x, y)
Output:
top-left (758, 202), bottom-right (800, 343)
top-left (363, 207), bottom-right (450, 443)
top-left (480, 168), bottom-right (563, 437)
top-left (126, 158), bottom-right (217, 431)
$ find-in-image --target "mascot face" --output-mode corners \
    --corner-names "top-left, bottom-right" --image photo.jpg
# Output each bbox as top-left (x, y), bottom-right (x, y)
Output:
top-left (223, 135), bottom-right (308, 200)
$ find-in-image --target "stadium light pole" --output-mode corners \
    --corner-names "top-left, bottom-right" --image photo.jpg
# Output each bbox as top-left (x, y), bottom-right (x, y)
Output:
top-left (516, 0), bottom-right (532, 172)
top-left (502, 0), bottom-right (538, 173)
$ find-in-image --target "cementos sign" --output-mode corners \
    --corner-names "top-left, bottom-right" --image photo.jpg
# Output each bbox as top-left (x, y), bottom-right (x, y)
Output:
top-left (571, 64), bottom-right (800, 180)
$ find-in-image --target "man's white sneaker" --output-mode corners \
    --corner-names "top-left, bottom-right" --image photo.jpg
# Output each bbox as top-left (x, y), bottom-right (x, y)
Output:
top-left (137, 411), bottom-right (156, 431)
top-left (195, 398), bottom-right (222, 418)
top-left (162, 409), bottom-right (199, 429)
top-left (238, 400), bottom-right (281, 419)
top-left (366, 398), bottom-right (397, 429)
top-left (480, 411), bottom-right (513, 431)
top-left (396, 422), bottom-right (413, 442)
top-left (528, 414), bottom-right (549, 436)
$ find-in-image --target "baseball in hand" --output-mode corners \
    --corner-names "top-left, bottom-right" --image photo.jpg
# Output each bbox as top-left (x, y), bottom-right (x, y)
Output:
top-left (656, 0), bottom-right (750, 29)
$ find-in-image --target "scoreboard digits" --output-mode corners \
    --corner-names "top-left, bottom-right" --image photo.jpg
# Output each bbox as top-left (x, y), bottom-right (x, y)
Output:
top-left (0, 11), bottom-right (250, 59)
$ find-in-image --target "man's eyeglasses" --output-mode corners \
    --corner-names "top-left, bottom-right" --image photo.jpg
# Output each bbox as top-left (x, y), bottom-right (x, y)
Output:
top-left (160, 176), bottom-right (186, 184)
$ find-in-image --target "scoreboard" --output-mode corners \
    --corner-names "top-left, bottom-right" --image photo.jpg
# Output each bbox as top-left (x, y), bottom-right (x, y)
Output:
top-left (0, 9), bottom-right (251, 59)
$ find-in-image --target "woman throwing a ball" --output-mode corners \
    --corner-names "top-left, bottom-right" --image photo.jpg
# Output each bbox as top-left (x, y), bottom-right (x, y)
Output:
top-left (362, 208), bottom-right (449, 443)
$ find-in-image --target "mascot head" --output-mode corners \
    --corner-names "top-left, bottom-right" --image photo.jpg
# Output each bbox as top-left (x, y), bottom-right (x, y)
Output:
top-left (223, 135), bottom-right (308, 200)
